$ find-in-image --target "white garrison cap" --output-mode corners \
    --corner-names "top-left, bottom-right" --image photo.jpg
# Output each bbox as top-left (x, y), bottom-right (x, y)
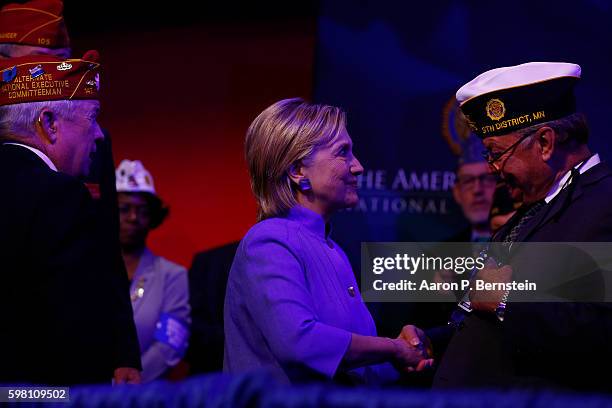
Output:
top-left (115, 159), bottom-right (156, 195)
top-left (456, 62), bottom-right (582, 138)
top-left (457, 62), bottom-right (581, 105)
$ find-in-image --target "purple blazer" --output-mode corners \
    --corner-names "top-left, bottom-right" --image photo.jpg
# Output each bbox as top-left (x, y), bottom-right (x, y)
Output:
top-left (223, 205), bottom-right (395, 384)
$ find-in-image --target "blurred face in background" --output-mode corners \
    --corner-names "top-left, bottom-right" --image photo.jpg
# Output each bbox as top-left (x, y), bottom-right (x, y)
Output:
top-left (453, 162), bottom-right (497, 227)
top-left (118, 192), bottom-right (151, 249)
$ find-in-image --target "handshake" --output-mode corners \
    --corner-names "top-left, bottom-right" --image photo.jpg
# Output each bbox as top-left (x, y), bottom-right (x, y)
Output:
top-left (389, 325), bottom-right (434, 373)
top-left (343, 325), bottom-right (434, 373)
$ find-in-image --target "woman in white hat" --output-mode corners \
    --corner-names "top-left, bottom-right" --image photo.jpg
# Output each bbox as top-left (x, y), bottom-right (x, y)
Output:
top-left (116, 160), bottom-right (190, 383)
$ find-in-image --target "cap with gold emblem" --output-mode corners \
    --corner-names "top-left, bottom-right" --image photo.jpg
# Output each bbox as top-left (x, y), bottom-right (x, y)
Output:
top-left (0, 50), bottom-right (100, 105)
top-left (456, 62), bottom-right (581, 138)
top-left (0, 0), bottom-right (69, 49)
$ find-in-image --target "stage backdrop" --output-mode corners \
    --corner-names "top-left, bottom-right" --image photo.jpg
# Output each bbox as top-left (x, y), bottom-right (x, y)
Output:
top-left (314, 0), bottom-right (612, 334)
top-left (71, 18), bottom-right (316, 267)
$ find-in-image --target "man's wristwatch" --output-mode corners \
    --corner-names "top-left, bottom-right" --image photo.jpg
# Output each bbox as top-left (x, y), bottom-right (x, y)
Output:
top-left (495, 289), bottom-right (510, 321)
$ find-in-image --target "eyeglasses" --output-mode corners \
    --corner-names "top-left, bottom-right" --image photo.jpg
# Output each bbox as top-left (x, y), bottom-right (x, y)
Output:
top-left (481, 132), bottom-right (534, 165)
top-left (456, 173), bottom-right (498, 190)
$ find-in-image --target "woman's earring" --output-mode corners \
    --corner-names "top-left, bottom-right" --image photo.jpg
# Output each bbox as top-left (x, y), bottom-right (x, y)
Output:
top-left (299, 178), bottom-right (312, 191)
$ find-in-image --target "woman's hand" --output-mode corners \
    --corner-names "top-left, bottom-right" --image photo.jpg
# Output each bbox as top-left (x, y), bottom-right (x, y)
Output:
top-left (397, 325), bottom-right (433, 357)
top-left (393, 325), bottom-right (434, 372)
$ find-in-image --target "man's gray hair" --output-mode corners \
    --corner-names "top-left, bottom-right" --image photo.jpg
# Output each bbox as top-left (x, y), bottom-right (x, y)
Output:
top-left (518, 112), bottom-right (589, 146)
top-left (0, 100), bottom-right (76, 142)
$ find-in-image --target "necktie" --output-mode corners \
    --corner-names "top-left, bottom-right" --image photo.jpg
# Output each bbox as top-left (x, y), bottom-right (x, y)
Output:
top-left (502, 200), bottom-right (546, 247)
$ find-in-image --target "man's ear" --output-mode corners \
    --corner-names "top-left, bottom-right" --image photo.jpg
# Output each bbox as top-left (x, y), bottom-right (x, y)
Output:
top-left (36, 109), bottom-right (59, 144)
top-left (287, 161), bottom-right (305, 185)
top-left (536, 126), bottom-right (555, 162)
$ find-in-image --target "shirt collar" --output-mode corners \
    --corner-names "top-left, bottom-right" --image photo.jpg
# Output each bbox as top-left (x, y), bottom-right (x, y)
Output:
top-left (545, 153), bottom-right (600, 203)
top-left (3, 142), bottom-right (57, 172)
top-left (287, 205), bottom-right (332, 239)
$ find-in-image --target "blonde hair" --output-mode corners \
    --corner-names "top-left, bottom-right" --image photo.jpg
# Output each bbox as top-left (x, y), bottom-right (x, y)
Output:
top-left (245, 97), bottom-right (346, 221)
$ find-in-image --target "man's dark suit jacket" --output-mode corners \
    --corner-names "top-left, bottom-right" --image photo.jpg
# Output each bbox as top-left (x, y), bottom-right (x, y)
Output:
top-left (187, 241), bottom-right (239, 373)
top-left (0, 144), bottom-right (140, 385)
top-left (434, 161), bottom-right (612, 392)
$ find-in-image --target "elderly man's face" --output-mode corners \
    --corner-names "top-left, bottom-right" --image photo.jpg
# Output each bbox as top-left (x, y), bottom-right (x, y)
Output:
top-left (453, 162), bottom-right (497, 226)
top-left (483, 131), bottom-right (546, 203)
top-left (53, 100), bottom-right (104, 178)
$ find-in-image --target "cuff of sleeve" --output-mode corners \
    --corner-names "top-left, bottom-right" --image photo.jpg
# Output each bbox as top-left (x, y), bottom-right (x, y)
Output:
top-left (298, 325), bottom-right (352, 379)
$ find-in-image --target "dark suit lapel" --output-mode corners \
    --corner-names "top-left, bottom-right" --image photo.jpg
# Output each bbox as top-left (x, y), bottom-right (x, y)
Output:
top-left (515, 192), bottom-right (569, 243)
top-left (516, 162), bottom-right (612, 242)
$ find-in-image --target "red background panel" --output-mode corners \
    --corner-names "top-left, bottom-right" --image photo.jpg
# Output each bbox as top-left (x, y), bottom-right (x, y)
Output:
top-left (72, 20), bottom-right (315, 267)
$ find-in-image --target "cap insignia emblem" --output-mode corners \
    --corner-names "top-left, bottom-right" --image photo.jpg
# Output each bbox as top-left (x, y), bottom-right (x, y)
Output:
top-left (486, 98), bottom-right (506, 121)
top-left (28, 64), bottom-right (44, 79)
top-left (1, 66), bottom-right (17, 83)
top-left (56, 62), bottom-right (72, 71)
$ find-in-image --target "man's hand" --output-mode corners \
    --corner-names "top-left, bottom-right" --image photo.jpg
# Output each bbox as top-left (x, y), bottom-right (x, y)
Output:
top-left (469, 258), bottom-right (512, 313)
top-left (113, 367), bottom-right (141, 385)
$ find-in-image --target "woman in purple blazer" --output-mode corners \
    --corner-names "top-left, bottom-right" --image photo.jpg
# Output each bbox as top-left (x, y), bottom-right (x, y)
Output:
top-left (116, 160), bottom-right (190, 383)
top-left (224, 98), bottom-right (432, 385)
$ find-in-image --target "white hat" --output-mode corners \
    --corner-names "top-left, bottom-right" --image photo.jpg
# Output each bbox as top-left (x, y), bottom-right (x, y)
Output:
top-left (456, 62), bottom-right (581, 138)
top-left (457, 62), bottom-right (581, 104)
top-left (115, 160), bottom-right (156, 195)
